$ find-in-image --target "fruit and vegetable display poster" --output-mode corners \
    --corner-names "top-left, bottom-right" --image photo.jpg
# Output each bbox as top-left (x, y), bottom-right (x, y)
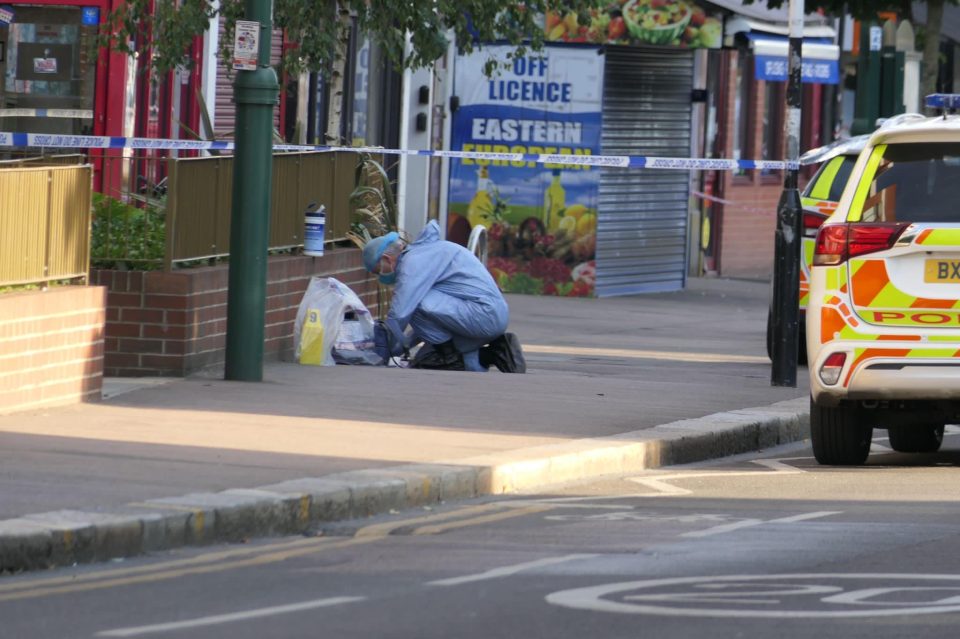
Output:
top-left (447, 45), bottom-right (603, 297)
top-left (544, 0), bottom-right (723, 48)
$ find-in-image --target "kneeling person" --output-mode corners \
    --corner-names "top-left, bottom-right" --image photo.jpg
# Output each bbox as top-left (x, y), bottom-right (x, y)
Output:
top-left (363, 221), bottom-right (513, 372)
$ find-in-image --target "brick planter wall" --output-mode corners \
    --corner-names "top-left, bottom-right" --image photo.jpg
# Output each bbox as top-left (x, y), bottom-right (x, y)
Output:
top-left (0, 286), bottom-right (106, 414)
top-left (90, 248), bottom-right (378, 377)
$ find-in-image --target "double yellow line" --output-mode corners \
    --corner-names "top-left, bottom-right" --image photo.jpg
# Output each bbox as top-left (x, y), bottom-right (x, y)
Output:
top-left (0, 502), bottom-right (551, 602)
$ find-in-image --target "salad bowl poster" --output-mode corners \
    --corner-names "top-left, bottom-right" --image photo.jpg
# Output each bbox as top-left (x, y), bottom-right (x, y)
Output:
top-left (545, 0), bottom-right (723, 48)
top-left (448, 45), bottom-right (603, 297)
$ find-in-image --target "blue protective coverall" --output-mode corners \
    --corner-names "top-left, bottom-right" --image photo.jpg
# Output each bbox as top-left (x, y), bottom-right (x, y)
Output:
top-left (383, 220), bottom-right (508, 359)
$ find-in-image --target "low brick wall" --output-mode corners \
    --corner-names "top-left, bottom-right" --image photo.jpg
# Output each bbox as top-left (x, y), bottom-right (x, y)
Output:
top-left (0, 286), bottom-right (106, 414)
top-left (90, 248), bottom-right (377, 377)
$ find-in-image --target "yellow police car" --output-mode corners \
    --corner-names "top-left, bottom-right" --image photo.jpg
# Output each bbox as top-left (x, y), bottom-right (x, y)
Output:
top-left (807, 97), bottom-right (960, 465)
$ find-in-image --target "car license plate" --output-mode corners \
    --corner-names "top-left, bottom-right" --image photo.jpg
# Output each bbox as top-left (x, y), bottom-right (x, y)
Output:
top-left (924, 259), bottom-right (960, 283)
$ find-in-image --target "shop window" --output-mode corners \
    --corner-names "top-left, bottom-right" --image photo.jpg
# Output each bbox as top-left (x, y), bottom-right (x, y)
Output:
top-left (1, 5), bottom-right (96, 142)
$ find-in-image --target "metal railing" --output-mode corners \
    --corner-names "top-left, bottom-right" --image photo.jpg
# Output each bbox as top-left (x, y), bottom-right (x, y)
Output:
top-left (164, 151), bottom-right (360, 270)
top-left (0, 164), bottom-right (93, 288)
top-left (0, 148), bottom-right (366, 284)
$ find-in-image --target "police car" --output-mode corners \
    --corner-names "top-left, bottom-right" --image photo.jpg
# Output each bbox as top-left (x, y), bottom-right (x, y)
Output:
top-left (766, 116), bottom-right (923, 363)
top-left (807, 95), bottom-right (960, 465)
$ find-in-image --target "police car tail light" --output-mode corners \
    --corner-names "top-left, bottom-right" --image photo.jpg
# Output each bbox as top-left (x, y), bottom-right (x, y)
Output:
top-left (819, 352), bottom-right (846, 386)
top-left (813, 223), bottom-right (909, 266)
top-left (802, 211), bottom-right (828, 238)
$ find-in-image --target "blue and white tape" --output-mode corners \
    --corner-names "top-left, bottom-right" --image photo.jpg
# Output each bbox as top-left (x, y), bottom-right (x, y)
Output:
top-left (0, 131), bottom-right (801, 171)
top-left (0, 109), bottom-right (94, 119)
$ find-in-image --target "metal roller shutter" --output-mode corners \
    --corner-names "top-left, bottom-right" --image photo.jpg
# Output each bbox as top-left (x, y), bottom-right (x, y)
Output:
top-left (213, 17), bottom-right (283, 139)
top-left (597, 46), bottom-right (694, 296)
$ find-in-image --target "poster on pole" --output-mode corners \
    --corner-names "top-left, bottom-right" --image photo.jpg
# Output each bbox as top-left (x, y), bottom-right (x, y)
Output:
top-left (448, 45), bottom-right (604, 297)
top-left (232, 20), bottom-right (260, 71)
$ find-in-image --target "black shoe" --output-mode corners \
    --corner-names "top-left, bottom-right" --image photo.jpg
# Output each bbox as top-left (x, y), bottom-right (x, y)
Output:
top-left (410, 340), bottom-right (465, 371)
top-left (480, 333), bottom-right (526, 373)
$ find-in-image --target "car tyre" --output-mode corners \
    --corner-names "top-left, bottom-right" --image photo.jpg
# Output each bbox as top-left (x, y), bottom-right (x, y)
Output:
top-left (810, 397), bottom-right (873, 465)
top-left (887, 424), bottom-right (944, 453)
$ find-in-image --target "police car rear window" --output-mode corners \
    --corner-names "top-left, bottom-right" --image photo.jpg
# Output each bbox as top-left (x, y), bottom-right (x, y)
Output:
top-left (802, 155), bottom-right (857, 203)
top-left (859, 142), bottom-right (960, 223)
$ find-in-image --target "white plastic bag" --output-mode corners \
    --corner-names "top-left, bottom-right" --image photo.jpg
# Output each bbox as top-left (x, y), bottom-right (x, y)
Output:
top-left (293, 277), bottom-right (381, 366)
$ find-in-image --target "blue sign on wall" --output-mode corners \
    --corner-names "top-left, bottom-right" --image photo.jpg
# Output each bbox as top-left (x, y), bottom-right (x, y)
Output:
top-left (755, 55), bottom-right (839, 85)
top-left (81, 7), bottom-right (100, 26)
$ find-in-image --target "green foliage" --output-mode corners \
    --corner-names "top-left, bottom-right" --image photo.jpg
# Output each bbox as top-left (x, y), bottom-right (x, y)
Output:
top-left (99, 0), bottom-right (602, 77)
top-left (90, 193), bottom-right (166, 270)
top-left (348, 154), bottom-right (398, 243)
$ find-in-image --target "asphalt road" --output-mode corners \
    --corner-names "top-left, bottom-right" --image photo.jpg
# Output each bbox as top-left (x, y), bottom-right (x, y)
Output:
top-left (4, 431), bottom-right (960, 638)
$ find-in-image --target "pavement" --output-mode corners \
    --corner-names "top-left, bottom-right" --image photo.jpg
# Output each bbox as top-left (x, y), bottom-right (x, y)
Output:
top-left (0, 276), bottom-right (810, 573)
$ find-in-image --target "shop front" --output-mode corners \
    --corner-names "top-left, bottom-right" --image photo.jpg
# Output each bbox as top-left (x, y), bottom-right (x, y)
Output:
top-left (446, 0), bottom-right (726, 297)
top-left (0, 1), bottom-right (117, 143)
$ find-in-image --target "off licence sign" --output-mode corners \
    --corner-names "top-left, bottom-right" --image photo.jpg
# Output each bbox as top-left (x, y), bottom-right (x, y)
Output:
top-left (924, 258), bottom-right (960, 283)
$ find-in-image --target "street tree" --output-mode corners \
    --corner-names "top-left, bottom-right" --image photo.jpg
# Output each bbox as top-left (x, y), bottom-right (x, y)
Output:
top-left (100, 1), bottom-right (598, 142)
top-left (746, 0), bottom-right (955, 101)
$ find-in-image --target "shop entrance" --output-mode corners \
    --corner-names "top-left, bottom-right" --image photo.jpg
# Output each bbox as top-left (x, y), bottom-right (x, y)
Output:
top-left (0, 4), bottom-right (98, 145)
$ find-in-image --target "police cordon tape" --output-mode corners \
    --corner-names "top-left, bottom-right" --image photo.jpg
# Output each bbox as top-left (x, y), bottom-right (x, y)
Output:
top-left (0, 131), bottom-right (801, 171)
top-left (691, 189), bottom-right (775, 216)
top-left (0, 109), bottom-right (94, 119)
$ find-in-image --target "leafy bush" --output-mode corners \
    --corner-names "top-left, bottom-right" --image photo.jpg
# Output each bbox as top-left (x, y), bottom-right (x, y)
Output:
top-left (90, 193), bottom-right (166, 270)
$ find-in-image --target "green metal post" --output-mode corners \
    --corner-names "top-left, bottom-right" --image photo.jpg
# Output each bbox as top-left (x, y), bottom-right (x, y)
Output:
top-left (852, 21), bottom-right (881, 135)
top-left (224, 0), bottom-right (279, 381)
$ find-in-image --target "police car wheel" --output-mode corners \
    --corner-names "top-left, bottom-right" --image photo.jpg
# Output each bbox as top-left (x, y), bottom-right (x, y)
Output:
top-left (810, 397), bottom-right (872, 465)
top-left (887, 423), bottom-right (945, 454)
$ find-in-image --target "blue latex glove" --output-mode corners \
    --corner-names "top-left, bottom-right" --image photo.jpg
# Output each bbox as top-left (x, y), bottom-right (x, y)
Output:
top-left (373, 322), bottom-right (391, 363)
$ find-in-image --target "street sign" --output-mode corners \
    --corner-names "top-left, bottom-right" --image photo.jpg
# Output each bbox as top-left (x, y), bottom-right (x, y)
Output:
top-left (233, 20), bottom-right (260, 71)
top-left (869, 26), bottom-right (883, 51)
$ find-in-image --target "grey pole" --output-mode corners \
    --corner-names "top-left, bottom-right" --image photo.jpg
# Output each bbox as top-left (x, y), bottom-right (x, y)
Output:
top-left (771, 0), bottom-right (804, 387)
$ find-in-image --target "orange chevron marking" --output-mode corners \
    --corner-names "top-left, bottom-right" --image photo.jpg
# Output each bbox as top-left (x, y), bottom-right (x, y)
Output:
top-left (844, 348), bottom-right (911, 387)
top-left (851, 260), bottom-right (890, 307)
top-left (820, 307), bottom-right (848, 343)
top-left (911, 297), bottom-right (956, 309)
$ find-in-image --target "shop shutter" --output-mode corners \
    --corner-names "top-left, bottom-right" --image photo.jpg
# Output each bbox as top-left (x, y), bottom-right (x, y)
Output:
top-left (596, 46), bottom-right (694, 296)
top-left (213, 17), bottom-right (283, 140)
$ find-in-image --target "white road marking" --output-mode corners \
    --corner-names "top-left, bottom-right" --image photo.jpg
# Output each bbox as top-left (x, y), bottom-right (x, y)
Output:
top-left (772, 511), bottom-right (843, 524)
top-left (682, 511), bottom-right (840, 538)
top-left (626, 459), bottom-right (806, 497)
top-left (752, 457), bottom-right (809, 472)
top-left (95, 596), bottom-right (365, 637)
top-left (426, 554), bottom-right (598, 587)
top-left (547, 573), bottom-right (960, 618)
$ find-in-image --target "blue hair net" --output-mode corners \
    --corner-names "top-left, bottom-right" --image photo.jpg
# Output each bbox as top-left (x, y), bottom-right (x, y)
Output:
top-left (362, 232), bottom-right (400, 273)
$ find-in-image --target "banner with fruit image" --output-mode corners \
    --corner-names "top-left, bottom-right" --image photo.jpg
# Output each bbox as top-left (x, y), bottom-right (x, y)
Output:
top-left (447, 45), bottom-right (603, 297)
top-left (545, 0), bottom-right (723, 48)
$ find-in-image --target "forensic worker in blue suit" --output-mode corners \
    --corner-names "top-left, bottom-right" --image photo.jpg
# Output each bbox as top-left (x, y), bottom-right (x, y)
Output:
top-left (363, 221), bottom-right (523, 372)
